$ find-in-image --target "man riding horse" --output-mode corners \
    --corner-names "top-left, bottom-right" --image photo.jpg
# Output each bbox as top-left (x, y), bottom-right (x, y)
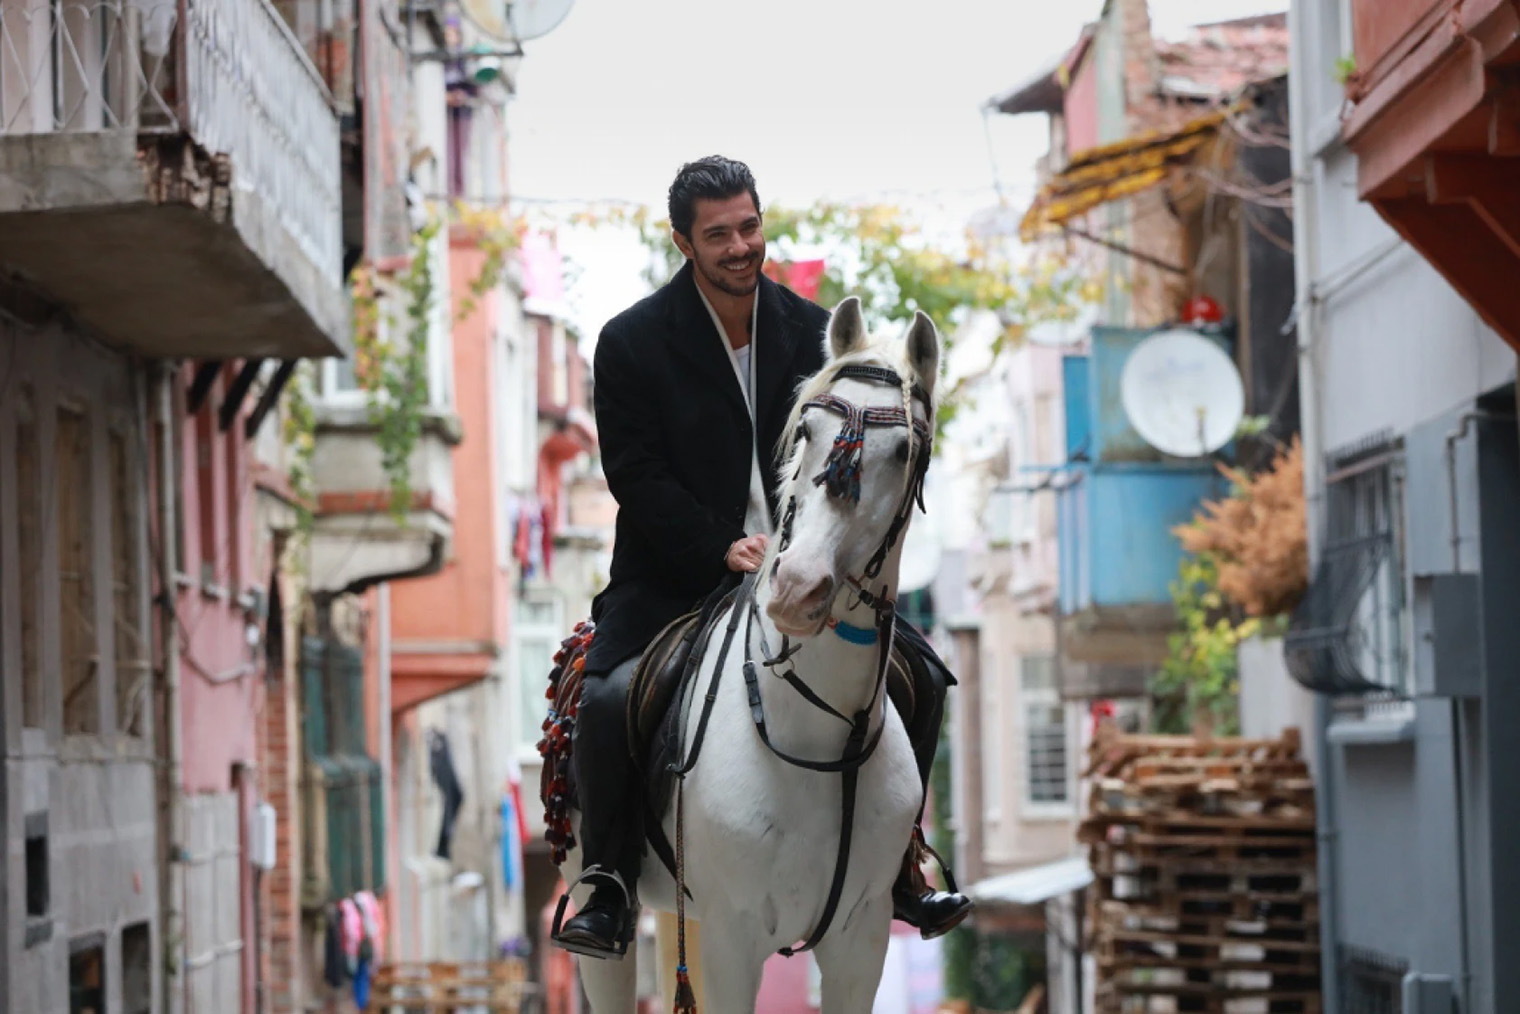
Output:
top-left (555, 156), bottom-right (972, 958)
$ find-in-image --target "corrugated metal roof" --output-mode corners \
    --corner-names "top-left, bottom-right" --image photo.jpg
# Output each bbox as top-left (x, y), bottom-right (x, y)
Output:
top-left (967, 856), bottom-right (1094, 907)
top-left (1019, 107), bottom-right (1229, 239)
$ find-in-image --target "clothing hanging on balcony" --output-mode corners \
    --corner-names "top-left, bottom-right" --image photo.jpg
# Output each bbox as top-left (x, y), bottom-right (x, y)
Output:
top-left (322, 906), bottom-right (345, 988)
top-left (430, 730), bottom-right (465, 860)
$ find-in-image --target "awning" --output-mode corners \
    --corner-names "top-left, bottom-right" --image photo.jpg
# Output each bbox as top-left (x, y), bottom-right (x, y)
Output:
top-left (1020, 108), bottom-right (1230, 240)
top-left (967, 856), bottom-right (1094, 907)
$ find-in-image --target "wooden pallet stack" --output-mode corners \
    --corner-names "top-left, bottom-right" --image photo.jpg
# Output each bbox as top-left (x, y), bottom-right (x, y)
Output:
top-left (366, 959), bottom-right (534, 1013)
top-left (1081, 727), bottom-right (1320, 1014)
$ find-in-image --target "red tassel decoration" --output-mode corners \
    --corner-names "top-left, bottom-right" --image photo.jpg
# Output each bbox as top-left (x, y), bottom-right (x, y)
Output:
top-left (673, 966), bottom-right (698, 1014)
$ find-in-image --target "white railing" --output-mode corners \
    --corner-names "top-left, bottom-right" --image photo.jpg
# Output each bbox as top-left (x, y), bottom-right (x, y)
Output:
top-left (0, 0), bottom-right (340, 281)
top-left (0, 0), bottom-right (179, 132)
top-left (182, 0), bottom-right (340, 281)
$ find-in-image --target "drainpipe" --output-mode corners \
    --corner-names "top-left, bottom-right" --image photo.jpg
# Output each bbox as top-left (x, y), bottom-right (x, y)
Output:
top-left (1286, 7), bottom-right (1338, 1013)
top-left (157, 365), bottom-right (186, 1014)
top-left (1443, 410), bottom-right (1513, 1014)
top-left (377, 581), bottom-right (396, 957)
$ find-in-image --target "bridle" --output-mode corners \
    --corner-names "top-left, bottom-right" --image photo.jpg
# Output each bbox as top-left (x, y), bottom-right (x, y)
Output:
top-left (776, 362), bottom-right (933, 582)
top-left (668, 361), bottom-right (934, 964)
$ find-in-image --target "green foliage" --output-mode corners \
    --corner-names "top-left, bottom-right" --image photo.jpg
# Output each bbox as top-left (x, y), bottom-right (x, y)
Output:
top-left (281, 360), bottom-right (318, 535)
top-left (361, 219), bottom-right (440, 524)
top-left (1333, 55), bottom-right (1358, 86)
top-left (624, 201), bottom-right (1098, 438)
top-left (1152, 553), bottom-right (1257, 735)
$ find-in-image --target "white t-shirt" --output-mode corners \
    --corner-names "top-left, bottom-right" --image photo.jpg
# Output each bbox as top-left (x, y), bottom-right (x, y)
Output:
top-left (694, 280), bottom-right (770, 537)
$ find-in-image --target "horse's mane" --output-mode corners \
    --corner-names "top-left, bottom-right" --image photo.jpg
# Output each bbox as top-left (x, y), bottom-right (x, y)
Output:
top-left (775, 334), bottom-right (935, 495)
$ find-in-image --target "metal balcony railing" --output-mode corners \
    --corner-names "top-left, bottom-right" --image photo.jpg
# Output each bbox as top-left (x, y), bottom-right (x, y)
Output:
top-left (0, 0), bottom-right (339, 280)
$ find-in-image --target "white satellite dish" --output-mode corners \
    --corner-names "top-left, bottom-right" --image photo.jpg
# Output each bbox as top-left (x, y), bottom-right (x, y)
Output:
top-left (1120, 328), bottom-right (1244, 458)
top-left (510, 0), bottom-right (575, 40)
top-left (461, 0), bottom-right (573, 43)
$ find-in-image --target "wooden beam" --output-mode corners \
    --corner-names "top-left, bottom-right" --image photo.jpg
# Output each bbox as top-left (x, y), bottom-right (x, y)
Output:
top-left (1489, 79), bottom-right (1520, 156)
top-left (244, 360), bottom-right (297, 439)
top-left (185, 360), bottom-right (222, 414)
top-left (219, 357), bottom-right (266, 432)
top-left (1378, 196), bottom-right (1520, 351)
top-left (1424, 154), bottom-right (1520, 258)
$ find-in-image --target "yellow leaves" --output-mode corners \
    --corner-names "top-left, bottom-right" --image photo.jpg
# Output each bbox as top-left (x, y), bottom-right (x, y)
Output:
top-left (1172, 437), bottom-right (1308, 617)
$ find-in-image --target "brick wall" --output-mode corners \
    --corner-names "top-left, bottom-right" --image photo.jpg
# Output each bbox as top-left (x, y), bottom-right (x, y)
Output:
top-left (261, 567), bottom-right (305, 1012)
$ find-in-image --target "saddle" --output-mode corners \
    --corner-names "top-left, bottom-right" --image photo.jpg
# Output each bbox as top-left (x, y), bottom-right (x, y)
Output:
top-left (539, 583), bottom-right (930, 880)
top-left (631, 596), bottom-right (925, 882)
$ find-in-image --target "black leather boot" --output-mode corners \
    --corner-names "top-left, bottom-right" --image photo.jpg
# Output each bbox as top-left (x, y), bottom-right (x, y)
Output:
top-left (554, 873), bottom-right (636, 959)
top-left (551, 658), bottom-right (643, 960)
top-left (892, 827), bottom-right (973, 940)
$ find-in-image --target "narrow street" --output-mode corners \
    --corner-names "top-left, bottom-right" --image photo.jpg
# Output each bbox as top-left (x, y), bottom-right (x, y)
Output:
top-left (0, 1), bottom-right (1516, 1012)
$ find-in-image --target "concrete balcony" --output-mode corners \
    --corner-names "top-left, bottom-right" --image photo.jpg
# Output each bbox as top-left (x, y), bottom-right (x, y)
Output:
top-left (306, 403), bottom-right (461, 595)
top-left (0, 0), bottom-right (344, 358)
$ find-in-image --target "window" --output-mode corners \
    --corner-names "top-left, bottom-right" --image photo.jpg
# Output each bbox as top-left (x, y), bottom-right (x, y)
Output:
top-left (17, 386), bottom-right (43, 730)
top-left (26, 811), bottom-right (49, 920)
top-left (1340, 945), bottom-right (1407, 1014)
top-left (121, 922), bottom-right (151, 1014)
top-left (980, 652), bottom-right (1003, 823)
top-left (194, 399), bottom-right (219, 591)
top-left (110, 428), bottom-right (147, 737)
top-left (69, 933), bottom-right (106, 1014)
top-left (57, 404), bottom-right (99, 736)
top-left (1021, 656), bottom-right (1070, 809)
top-left (1287, 437), bottom-right (1409, 697)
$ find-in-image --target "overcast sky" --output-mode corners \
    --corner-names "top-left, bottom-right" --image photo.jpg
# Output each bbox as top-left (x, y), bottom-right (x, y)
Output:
top-left (504, 0), bottom-right (1288, 337)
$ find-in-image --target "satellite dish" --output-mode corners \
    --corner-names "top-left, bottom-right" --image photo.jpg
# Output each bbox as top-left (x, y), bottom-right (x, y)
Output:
top-left (510, 0), bottom-right (575, 40)
top-left (460, 0), bottom-right (573, 43)
top-left (1120, 328), bottom-right (1244, 458)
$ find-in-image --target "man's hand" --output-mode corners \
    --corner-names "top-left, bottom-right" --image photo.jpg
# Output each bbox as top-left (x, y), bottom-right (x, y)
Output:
top-left (725, 534), bottom-right (769, 573)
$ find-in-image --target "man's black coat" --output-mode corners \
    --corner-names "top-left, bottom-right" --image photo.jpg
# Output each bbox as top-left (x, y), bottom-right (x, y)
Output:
top-left (586, 260), bottom-right (828, 673)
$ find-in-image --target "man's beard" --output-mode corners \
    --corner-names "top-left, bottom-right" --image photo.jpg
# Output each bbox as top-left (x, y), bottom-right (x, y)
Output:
top-left (697, 250), bottom-right (763, 297)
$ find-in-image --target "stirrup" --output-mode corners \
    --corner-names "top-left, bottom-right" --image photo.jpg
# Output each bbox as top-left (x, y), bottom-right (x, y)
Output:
top-left (550, 865), bottom-right (636, 960)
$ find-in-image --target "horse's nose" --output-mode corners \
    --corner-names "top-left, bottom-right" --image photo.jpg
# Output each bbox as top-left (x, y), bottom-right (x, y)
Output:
top-left (797, 575), bottom-right (834, 616)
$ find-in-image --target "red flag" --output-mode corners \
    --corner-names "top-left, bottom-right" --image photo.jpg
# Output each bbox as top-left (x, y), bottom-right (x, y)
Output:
top-left (763, 259), bottom-right (827, 301)
top-left (783, 259), bottom-right (826, 301)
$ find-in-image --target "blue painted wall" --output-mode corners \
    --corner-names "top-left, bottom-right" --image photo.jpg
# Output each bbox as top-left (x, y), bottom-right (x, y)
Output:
top-left (1057, 330), bottom-right (1231, 615)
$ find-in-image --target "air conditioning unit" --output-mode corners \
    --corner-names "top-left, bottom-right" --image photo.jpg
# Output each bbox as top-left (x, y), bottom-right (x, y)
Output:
top-left (250, 802), bottom-right (277, 871)
top-left (1401, 972), bottom-right (1455, 1014)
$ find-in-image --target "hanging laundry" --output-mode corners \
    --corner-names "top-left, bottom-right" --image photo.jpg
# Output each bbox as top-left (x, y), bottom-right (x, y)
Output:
top-left (354, 890), bottom-right (385, 966)
top-left (337, 897), bottom-right (363, 974)
top-left (322, 906), bottom-right (346, 988)
top-left (429, 730), bottom-right (465, 860)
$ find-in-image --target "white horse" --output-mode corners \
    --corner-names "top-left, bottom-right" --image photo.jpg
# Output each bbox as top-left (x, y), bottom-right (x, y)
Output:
top-left (566, 296), bottom-right (941, 1013)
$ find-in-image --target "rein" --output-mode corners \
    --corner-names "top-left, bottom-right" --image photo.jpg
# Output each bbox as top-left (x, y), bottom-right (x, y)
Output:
top-left (666, 362), bottom-right (930, 974)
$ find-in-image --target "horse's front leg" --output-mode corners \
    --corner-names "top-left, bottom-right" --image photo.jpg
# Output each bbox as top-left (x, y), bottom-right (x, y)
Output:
top-left (814, 893), bottom-right (893, 1014)
top-left (696, 914), bottom-right (768, 1014)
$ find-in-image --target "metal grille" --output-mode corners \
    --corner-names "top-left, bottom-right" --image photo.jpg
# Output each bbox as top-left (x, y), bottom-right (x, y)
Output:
top-left (1022, 656), bottom-right (1069, 805)
top-left (1286, 435), bottom-right (1408, 695)
top-left (0, 0), bottom-right (178, 133)
top-left (1341, 945), bottom-right (1407, 1014)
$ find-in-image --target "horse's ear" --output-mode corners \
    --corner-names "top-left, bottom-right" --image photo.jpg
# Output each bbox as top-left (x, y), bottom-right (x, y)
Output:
top-left (826, 297), bottom-right (867, 361)
top-left (906, 310), bottom-right (940, 398)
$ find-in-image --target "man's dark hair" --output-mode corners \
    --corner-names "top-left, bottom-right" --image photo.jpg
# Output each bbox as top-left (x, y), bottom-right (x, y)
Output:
top-left (667, 156), bottom-right (761, 238)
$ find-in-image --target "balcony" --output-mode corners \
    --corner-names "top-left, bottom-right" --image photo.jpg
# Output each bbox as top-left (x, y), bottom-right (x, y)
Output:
top-left (0, 0), bottom-right (345, 358)
top-left (1341, 0), bottom-right (1520, 348)
top-left (1055, 330), bottom-right (1230, 668)
top-left (305, 402), bottom-right (460, 595)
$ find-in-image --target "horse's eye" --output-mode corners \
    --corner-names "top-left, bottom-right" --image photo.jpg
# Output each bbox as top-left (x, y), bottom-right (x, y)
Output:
top-left (798, 422), bottom-right (812, 443)
top-left (895, 439), bottom-right (911, 463)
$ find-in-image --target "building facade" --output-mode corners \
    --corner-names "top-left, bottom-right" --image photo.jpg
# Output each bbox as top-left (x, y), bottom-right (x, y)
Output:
top-left (1288, 1), bottom-right (1520, 1011)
